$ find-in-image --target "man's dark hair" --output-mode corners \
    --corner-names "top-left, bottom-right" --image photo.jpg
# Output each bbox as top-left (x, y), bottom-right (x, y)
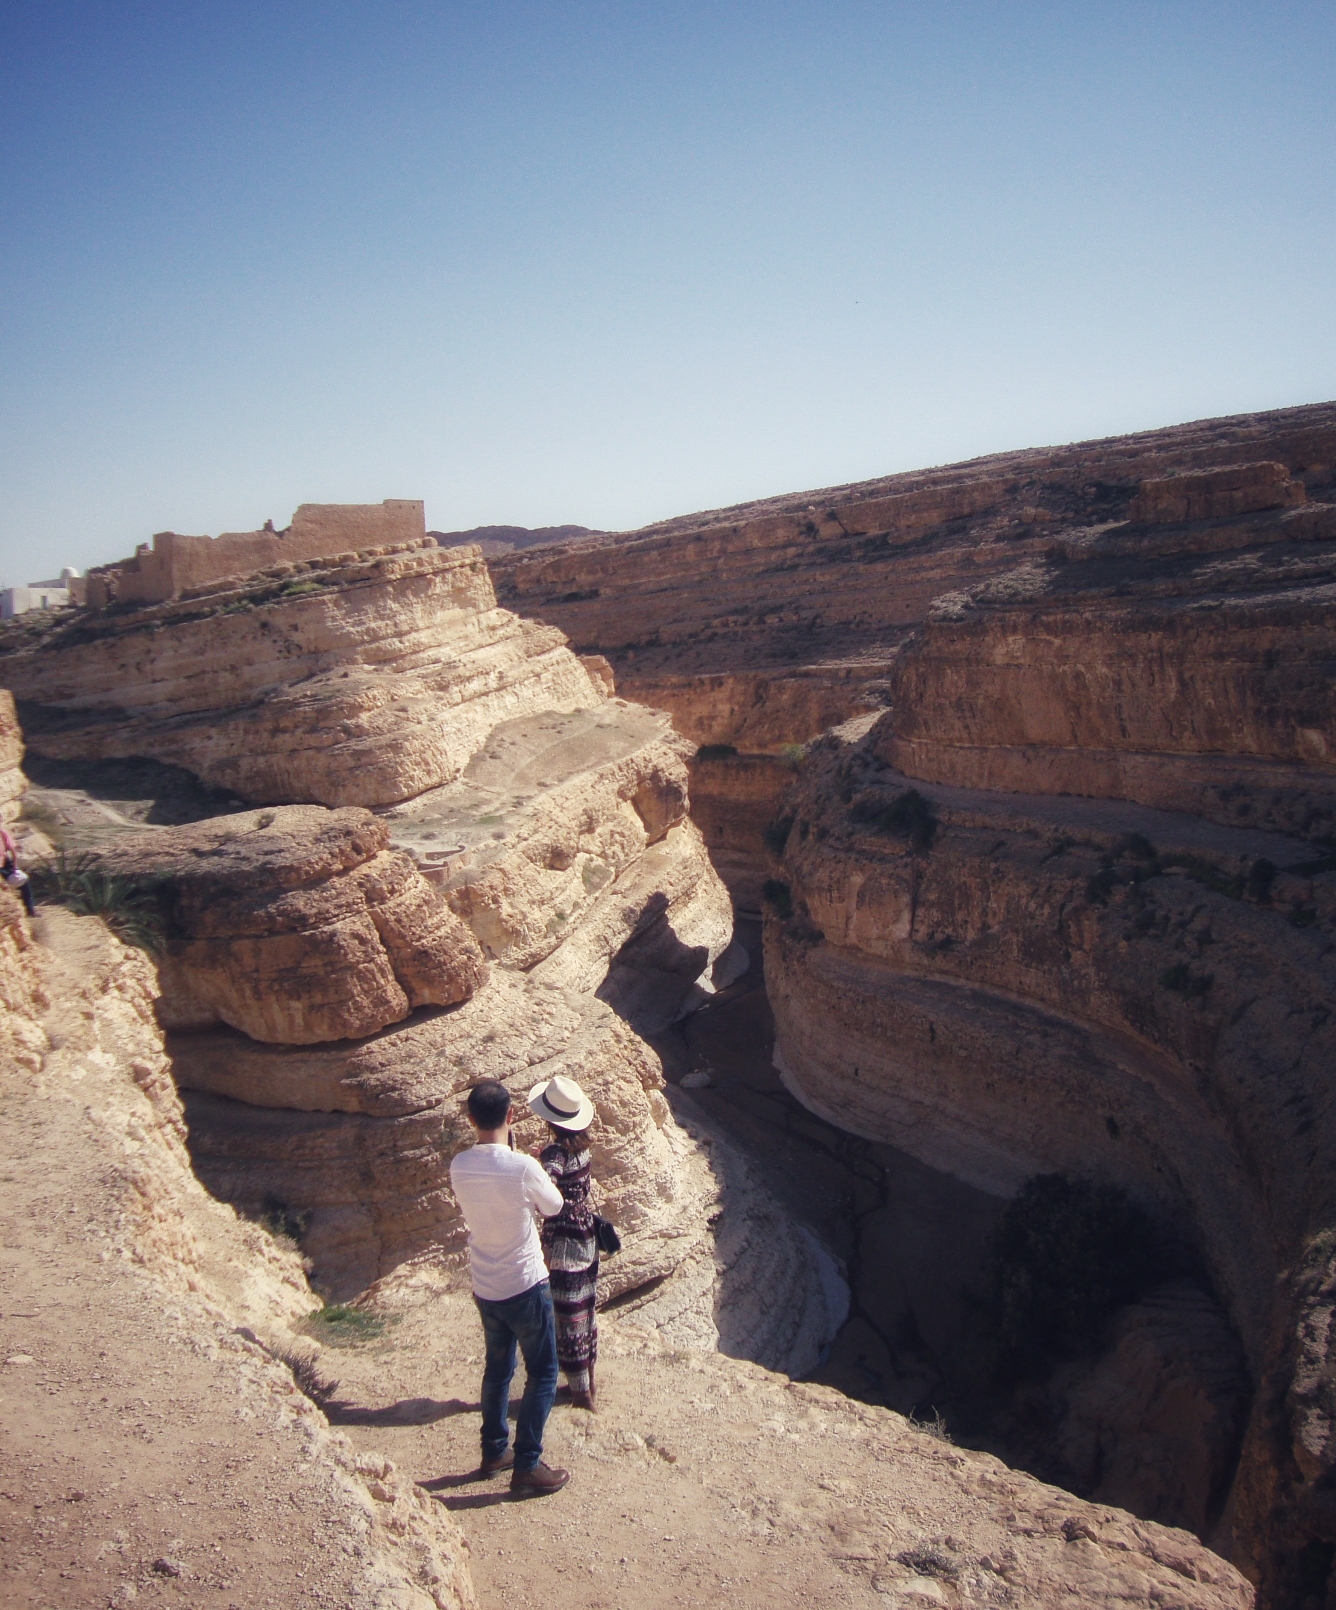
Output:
top-left (467, 1079), bottom-right (511, 1130)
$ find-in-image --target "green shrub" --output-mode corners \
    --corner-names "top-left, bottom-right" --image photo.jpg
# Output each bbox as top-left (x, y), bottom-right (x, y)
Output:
top-left (257, 1194), bottom-right (311, 1246)
top-left (302, 1302), bottom-right (389, 1348)
top-left (694, 743), bottom-right (738, 761)
top-left (1113, 832), bottom-right (1157, 862)
top-left (984, 1173), bottom-right (1165, 1368)
top-left (762, 879), bottom-right (793, 919)
top-left (1085, 864), bottom-right (1118, 904)
top-left (30, 851), bottom-right (166, 953)
top-left (1159, 852), bottom-right (1243, 899)
top-left (1246, 858), bottom-right (1276, 902)
top-left (779, 743), bottom-right (806, 770)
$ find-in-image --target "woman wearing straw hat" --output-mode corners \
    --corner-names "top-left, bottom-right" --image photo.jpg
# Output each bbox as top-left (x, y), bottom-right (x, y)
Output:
top-left (528, 1073), bottom-right (600, 1411)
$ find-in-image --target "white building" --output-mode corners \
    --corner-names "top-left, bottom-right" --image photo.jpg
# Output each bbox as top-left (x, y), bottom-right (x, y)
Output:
top-left (0, 568), bottom-right (81, 619)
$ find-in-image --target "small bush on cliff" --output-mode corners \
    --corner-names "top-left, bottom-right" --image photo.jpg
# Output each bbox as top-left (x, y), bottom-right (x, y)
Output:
top-left (779, 743), bottom-right (806, 770)
top-left (762, 878), bottom-right (793, 919)
top-left (763, 815), bottom-right (794, 856)
top-left (1159, 962), bottom-right (1214, 998)
top-left (257, 1193), bottom-right (311, 1247)
top-left (30, 851), bottom-right (166, 953)
top-left (984, 1173), bottom-right (1165, 1370)
top-left (850, 788), bottom-right (938, 851)
top-left (276, 1346), bottom-right (339, 1408)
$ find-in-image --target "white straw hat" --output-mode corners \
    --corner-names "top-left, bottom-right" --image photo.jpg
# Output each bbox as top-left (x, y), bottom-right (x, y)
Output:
top-left (527, 1073), bottom-right (595, 1131)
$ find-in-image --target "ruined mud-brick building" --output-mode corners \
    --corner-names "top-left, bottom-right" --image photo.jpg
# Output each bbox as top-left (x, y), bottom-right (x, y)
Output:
top-left (84, 499), bottom-right (425, 607)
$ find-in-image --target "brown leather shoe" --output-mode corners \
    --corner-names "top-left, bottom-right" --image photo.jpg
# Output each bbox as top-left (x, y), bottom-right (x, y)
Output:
top-left (479, 1448), bottom-right (514, 1476)
top-left (510, 1461), bottom-right (570, 1497)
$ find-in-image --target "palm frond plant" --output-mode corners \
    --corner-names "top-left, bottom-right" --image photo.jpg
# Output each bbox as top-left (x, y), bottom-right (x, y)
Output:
top-left (29, 850), bottom-right (167, 953)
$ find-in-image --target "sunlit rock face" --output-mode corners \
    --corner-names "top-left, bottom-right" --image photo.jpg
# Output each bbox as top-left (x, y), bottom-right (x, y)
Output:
top-left (0, 690), bottom-right (25, 825)
top-left (764, 471), bottom-right (1336, 1602)
top-left (877, 503), bottom-right (1336, 836)
top-left (489, 402), bottom-right (1336, 910)
top-left (94, 805), bottom-right (487, 1044)
top-left (5, 545), bottom-right (775, 1348)
top-left (172, 967), bottom-right (703, 1302)
top-left (3, 540), bottom-right (603, 808)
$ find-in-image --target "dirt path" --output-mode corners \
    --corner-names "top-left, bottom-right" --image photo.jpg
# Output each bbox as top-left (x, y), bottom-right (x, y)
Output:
top-left (321, 1272), bottom-right (1250, 1610)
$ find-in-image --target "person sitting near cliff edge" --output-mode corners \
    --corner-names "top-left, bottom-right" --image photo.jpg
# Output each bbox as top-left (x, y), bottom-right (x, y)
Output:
top-left (448, 1078), bottom-right (570, 1496)
top-left (0, 823), bottom-right (34, 918)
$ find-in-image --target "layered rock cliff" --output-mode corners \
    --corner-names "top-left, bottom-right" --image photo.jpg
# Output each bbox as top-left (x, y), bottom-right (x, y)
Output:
top-left (0, 689), bottom-right (25, 825)
top-left (491, 402), bottom-right (1336, 905)
top-left (3, 538), bottom-right (601, 808)
top-left (466, 401), bottom-right (1336, 1602)
top-left (761, 473), bottom-right (1336, 1604)
top-left (1, 903), bottom-right (476, 1608)
top-left (0, 890), bottom-right (1252, 1610)
top-left (1, 540), bottom-right (844, 1375)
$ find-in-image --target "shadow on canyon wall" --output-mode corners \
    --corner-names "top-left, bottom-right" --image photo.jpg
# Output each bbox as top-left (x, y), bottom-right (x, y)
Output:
top-left (652, 918), bottom-right (1252, 1544)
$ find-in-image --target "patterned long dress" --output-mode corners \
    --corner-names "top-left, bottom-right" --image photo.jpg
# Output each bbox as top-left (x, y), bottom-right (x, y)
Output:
top-left (539, 1141), bottom-right (598, 1394)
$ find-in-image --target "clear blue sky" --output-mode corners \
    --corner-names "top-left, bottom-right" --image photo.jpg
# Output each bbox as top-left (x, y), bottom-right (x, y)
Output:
top-left (1, 2), bottom-right (1333, 585)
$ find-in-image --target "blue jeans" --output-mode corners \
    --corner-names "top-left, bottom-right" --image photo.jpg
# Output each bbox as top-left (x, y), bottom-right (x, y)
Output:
top-left (474, 1279), bottom-right (558, 1473)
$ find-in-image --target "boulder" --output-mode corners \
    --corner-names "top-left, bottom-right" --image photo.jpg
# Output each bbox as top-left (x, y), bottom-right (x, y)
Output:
top-left (95, 805), bottom-right (486, 1043)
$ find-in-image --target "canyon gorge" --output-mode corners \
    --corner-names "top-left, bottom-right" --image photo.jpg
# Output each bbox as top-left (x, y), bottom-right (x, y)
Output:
top-left (3, 398), bottom-right (1334, 1609)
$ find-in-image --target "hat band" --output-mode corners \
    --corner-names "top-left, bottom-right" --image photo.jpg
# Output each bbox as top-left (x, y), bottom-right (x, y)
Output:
top-left (544, 1093), bottom-right (581, 1119)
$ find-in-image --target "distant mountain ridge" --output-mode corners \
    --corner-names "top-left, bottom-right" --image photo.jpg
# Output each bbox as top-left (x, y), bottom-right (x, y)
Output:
top-left (429, 523), bottom-right (604, 558)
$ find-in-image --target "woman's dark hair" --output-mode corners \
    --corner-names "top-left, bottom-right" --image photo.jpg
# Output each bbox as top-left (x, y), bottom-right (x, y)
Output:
top-left (467, 1080), bottom-right (511, 1130)
top-left (549, 1122), bottom-right (590, 1151)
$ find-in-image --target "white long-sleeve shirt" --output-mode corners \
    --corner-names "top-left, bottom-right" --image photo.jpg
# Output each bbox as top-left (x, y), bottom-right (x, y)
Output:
top-left (449, 1142), bottom-right (564, 1301)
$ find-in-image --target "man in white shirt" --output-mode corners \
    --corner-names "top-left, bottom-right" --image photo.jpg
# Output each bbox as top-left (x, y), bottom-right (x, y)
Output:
top-left (449, 1078), bottom-right (569, 1496)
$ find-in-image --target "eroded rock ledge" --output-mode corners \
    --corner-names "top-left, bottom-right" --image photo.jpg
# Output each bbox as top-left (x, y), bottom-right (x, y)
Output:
top-left (3, 538), bottom-right (601, 808)
top-left (763, 485), bottom-right (1336, 1601)
top-left (2, 538), bottom-right (844, 1374)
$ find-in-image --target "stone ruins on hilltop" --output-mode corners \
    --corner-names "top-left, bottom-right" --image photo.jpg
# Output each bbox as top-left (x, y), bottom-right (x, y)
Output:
top-left (84, 498), bottom-right (427, 607)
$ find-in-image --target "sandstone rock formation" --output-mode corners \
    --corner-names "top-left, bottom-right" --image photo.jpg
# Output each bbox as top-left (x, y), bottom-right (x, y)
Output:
top-left (171, 968), bottom-right (711, 1301)
top-left (1, 905), bottom-right (476, 1608)
top-left (878, 501), bottom-right (1336, 833)
top-left (0, 886), bottom-right (47, 1071)
top-left (6, 545), bottom-right (841, 1372)
top-left (469, 400), bottom-right (1336, 1601)
top-left (3, 539), bottom-right (604, 808)
top-left (493, 404), bottom-right (1336, 730)
top-left (759, 474), bottom-right (1336, 1601)
top-left (0, 688), bottom-right (25, 824)
top-left (490, 401), bottom-right (1336, 904)
top-left (0, 905), bottom-right (1250, 1610)
top-left (95, 805), bottom-right (486, 1043)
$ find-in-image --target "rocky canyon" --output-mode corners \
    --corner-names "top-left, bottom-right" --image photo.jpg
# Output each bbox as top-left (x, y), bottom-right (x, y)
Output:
top-left (480, 400), bottom-right (1336, 1608)
top-left (3, 400), bottom-right (1334, 1610)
